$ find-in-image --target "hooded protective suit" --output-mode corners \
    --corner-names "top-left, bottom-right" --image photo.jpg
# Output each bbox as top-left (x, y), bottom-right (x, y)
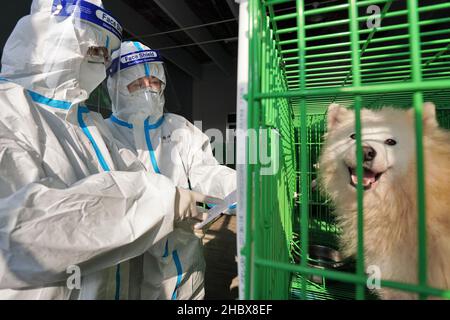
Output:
top-left (105, 41), bottom-right (237, 299)
top-left (0, 0), bottom-right (189, 300)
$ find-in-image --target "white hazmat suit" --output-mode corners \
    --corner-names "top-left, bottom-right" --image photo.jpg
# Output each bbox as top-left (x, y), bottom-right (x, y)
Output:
top-left (105, 41), bottom-right (237, 299)
top-left (0, 0), bottom-right (213, 300)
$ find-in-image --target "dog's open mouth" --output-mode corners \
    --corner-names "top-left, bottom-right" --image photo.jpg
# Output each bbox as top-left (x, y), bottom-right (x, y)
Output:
top-left (348, 167), bottom-right (383, 190)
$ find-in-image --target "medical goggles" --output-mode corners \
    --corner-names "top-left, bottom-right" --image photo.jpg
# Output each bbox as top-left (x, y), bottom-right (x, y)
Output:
top-left (52, 0), bottom-right (123, 66)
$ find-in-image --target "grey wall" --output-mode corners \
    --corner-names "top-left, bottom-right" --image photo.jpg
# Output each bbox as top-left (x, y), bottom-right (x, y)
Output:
top-left (193, 62), bottom-right (237, 135)
top-left (164, 59), bottom-right (193, 122)
top-left (0, 1), bottom-right (32, 60)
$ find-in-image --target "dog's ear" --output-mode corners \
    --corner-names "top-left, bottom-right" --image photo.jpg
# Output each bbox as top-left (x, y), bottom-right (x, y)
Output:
top-left (407, 102), bottom-right (438, 128)
top-left (327, 103), bottom-right (350, 131)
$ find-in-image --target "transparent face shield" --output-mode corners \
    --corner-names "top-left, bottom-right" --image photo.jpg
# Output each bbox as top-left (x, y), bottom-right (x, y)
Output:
top-left (127, 76), bottom-right (163, 95)
top-left (19, 0), bottom-right (124, 99)
top-left (107, 47), bottom-right (166, 122)
top-left (1, 0), bottom-right (122, 100)
top-left (51, 0), bottom-right (122, 64)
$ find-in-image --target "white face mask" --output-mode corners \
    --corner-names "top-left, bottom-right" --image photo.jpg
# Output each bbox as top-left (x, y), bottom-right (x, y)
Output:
top-left (126, 87), bottom-right (165, 122)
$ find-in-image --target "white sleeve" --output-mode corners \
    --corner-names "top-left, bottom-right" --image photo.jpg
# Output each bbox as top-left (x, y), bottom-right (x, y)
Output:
top-left (0, 139), bottom-right (175, 290)
top-left (186, 124), bottom-right (236, 199)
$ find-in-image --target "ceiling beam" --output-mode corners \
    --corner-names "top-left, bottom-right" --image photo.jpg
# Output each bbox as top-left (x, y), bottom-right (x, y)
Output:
top-left (226, 0), bottom-right (239, 19)
top-left (105, 0), bottom-right (201, 80)
top-left (153, 0), bottom-right (234, 76)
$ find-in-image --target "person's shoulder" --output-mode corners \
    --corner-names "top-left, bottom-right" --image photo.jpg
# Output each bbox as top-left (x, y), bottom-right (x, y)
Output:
top-left (164, 113), bottom-right (193, 129)
top-left (0, 78), bottom-right (26, 94)
top-left (164, 112), bottom-right (188, 123)
top-left (0, 81), bottom-right (37, 144)
top-left (164, 113), bottom-right (202, 139)
top-left (0, 80), bottom-right (32, 117)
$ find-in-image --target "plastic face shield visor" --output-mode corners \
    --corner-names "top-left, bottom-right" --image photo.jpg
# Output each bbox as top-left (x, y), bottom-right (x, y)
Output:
top-left (127, 76), bottom-right (162, 94)
top-left (51, 0), bottom-right (123, 67)
top-left (108, 49), bottom-right (163, 84)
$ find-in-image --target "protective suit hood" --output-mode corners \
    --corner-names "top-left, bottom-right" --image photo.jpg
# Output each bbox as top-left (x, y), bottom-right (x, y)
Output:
top-left (107, 41), bottom-right (166, 123)
top-left (0, 0), bottom-right (123, 103)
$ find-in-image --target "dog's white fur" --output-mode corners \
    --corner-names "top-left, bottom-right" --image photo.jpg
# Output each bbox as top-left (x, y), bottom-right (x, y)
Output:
top-left (319, 103), bottom-right (450, 299)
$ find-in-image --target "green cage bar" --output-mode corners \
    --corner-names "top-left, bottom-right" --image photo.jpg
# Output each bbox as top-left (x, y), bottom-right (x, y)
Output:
top-left (407, 0), bottom-right (427, 300)
top-left (242, 0), bottom-right (450, 300)
top-left (348, 0), bottom-right (365, 301)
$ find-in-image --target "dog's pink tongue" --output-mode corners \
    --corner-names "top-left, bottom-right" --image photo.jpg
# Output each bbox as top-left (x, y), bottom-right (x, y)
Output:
top-left (351, 168), bottom-right (376, 186)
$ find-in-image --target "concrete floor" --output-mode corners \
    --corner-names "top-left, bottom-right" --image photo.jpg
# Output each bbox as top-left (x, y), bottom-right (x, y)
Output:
top-left (201, 214), bottom-right (239, 300)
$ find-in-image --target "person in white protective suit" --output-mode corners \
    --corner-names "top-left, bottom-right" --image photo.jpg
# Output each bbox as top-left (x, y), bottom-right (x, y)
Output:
top-left (0, 0), bottom-right (221, 300)
top-left (105, 41), bottom-right (237, 300)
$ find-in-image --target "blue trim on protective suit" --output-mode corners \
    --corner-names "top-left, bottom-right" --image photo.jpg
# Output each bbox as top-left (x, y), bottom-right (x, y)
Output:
top-left (145, 116), bottom-right (164, 130)
top-left (110, 114), bottom-right (133, 128)
top-left (109, 114), bottom-right (164, 174)
top-left (27, 90), bottom-right (72, 110)
top-left (78, 106), bottom-right (111, 172)
top-left (133, 42), bottom-right (150, 77)
top-left (28, 93), bottom-right (109, 171)
top-left (207, 203), bottom-right (237, 210)
top-left (109, 114), bottom-right (164, 130)
top-left (79, 107), bottom-right (122, 300)
top-left (162, 240), bottom-right (169, 258)
top-left (28, 91), bottom-right (122, 300)
top-left (171, 250), bottom-right (183, 300)
top-left (144, 116), bottom-right (165, 174)
top-left (138, 115), bottom-right (179, 299)
top-left (110, 113), bottom-right (171, 299)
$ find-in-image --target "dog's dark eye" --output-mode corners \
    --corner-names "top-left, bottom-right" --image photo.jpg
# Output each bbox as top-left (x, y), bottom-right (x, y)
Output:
top-left (350, 133), bottom-right (356, 140)
top-left (385, 139), bottom-right (397, 146)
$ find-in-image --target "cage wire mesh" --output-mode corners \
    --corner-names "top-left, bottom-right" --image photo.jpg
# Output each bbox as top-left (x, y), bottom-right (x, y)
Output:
top-left (244, 0), bottom-right (450, 300)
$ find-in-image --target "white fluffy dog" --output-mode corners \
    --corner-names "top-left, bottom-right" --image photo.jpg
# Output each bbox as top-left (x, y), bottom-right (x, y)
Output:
top-left (319, 103), bottom-right (450, 299)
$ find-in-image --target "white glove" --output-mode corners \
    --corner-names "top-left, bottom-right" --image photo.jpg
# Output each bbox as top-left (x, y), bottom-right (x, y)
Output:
top-left (174, 187), bottom-right (224, 222)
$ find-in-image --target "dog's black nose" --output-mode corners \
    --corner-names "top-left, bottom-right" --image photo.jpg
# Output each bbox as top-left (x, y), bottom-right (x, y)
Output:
top-left (363, 146), bottom-right (377, 161)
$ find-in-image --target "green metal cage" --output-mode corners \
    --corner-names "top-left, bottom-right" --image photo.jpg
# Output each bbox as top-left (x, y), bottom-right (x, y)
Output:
top-left (242, 0), bottom-right (450, 300)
